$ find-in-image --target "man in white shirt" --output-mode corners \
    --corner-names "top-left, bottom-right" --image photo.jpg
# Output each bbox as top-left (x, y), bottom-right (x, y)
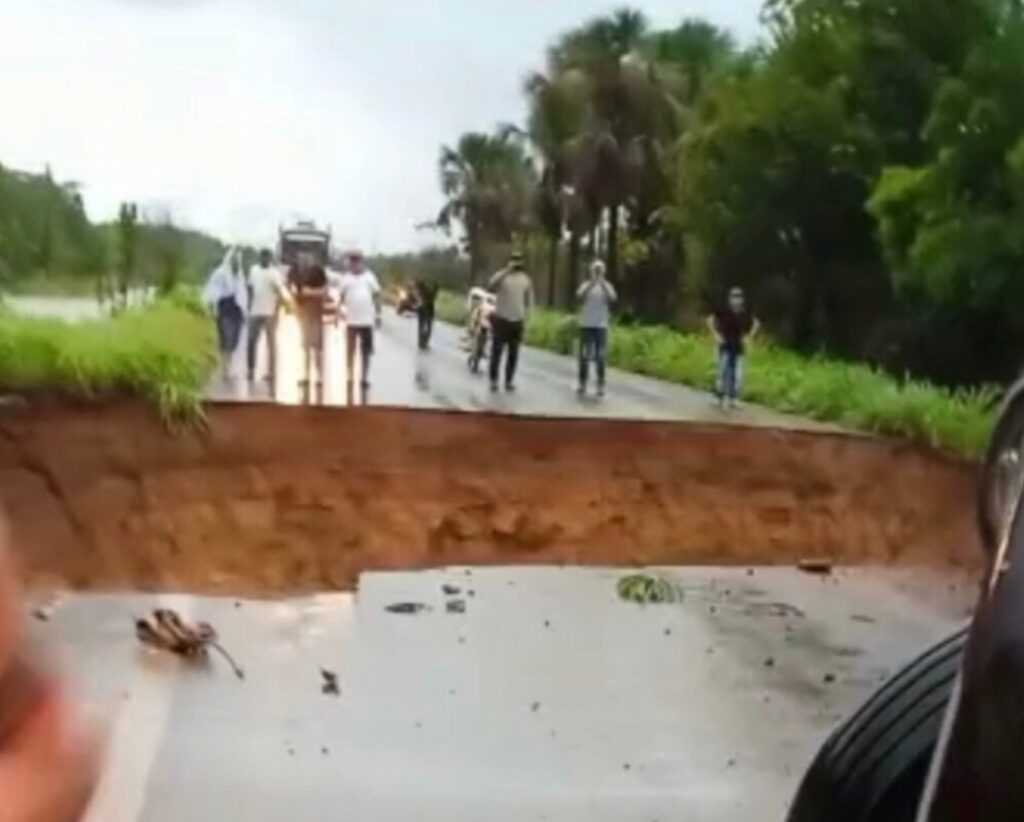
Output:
top-left (246, 249), bottom-right (287, 383)
top-left (338, 250), bottom-right (382, 388)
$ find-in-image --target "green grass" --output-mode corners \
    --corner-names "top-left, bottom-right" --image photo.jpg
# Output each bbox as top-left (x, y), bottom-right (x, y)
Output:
top-left (0, 291), bottom-right (216, 424)
top-left (437, 291), bottom-right (996, 458)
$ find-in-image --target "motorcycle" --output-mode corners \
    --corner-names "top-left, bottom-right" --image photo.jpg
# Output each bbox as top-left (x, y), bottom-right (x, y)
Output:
top-left (467, 321), bottom-right (489, 374)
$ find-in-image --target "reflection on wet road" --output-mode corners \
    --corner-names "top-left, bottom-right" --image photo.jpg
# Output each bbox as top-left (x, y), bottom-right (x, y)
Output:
top-left (210, 309), bottom-right (827, 428)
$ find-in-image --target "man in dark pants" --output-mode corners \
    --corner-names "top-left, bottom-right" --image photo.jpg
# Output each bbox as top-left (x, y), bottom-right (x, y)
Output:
top-left (414, 278), bottom-right (438, 350)
top-left (707, 286), bottom-right (760, 410)
top-left (488, 252), bottom-right (533, 392)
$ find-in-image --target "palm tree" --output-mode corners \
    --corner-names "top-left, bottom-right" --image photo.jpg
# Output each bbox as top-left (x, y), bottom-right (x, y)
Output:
top-left (643, 19), bottom-right (735, 106)
top-left (437, 128), bottom-right (536, 283)
top-left (525, 70), bottom-right (591, 305)
top-left (546, 8), bottom-right (650, 285)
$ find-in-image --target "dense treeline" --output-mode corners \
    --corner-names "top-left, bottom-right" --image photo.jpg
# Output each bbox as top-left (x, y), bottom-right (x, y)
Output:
top-left (0, 163), bottom-right (223, 297)
top-left (436, 0), bottom-right (1024, 386)
top-left (370, 246), bottom-right (470, 292)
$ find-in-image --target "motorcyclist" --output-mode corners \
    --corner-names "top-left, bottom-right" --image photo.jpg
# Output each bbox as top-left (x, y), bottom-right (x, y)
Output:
top-left (462, 288), bottom-right (487, 350)
top-left (466, 288), bottom-right (495, 352)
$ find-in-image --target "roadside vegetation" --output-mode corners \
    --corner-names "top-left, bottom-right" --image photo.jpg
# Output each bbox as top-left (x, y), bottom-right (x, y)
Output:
top-left (436, 292), bottom-right (994, 458)
top-left (0, 289), bottom-right (214, 423)
top-left (427, 0), bottom-right (1024, 394)
top-left (0, 163), bottom-right (223, 301)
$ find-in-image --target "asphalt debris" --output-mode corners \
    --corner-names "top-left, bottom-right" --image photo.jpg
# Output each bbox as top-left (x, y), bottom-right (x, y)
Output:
top-left (385, 602), bottom-right (427, 615)
top-left (442, 584), bottom-right (461, 596)
top-left (446, 599), bottom-right (466, 615)
top-left (797, 558), bottom-right (834, 576)
top-left (764, 657), bottom-right (775, 668)
top-left (531, 701), bottom-right (541, 713)
top-left (135, 608), bottom-right (245, 680)
top-left (30, 606), bottom-right (51, 623)
top-left (321, 668), bottom-right (340, 697)
top-left (823, 672), bottom-right (837, 684)
top-left (851, 614), bottom-right (876, 624)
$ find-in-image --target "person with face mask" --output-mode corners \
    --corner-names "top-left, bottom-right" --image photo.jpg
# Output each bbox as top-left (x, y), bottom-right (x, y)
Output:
top-left (576, 260), bottom-right (617, 397)
top-left (707, 287), bottom-right (760, 409)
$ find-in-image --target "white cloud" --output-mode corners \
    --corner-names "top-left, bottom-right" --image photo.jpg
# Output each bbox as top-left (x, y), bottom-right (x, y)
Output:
top-left (0, 0), bottom-right (762, 251)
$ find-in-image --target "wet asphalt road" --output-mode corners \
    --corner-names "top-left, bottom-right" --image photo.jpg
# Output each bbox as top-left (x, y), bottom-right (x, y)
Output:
top-left (211, 308), bottom-right (830, 430)
top-left (5, 294), bottom-right (827, 429)
top-left (46, 567), bottom-right (968, 822)
top-left (10, 296), bottom-right (959, 821)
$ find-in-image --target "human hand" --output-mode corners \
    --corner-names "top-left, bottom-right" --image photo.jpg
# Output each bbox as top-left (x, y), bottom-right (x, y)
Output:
top-left (0, 525), bottom-right (98, 822)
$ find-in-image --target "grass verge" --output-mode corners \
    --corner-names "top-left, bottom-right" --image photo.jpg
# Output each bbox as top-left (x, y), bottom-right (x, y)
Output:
top-left (437, 291), bottom-right (995, 458)
top-left (0, 290), bottom-right (215, 424)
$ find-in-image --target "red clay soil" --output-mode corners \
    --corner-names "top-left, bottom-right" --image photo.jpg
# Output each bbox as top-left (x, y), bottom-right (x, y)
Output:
top-left (0, 400), bottom-right (981, 595)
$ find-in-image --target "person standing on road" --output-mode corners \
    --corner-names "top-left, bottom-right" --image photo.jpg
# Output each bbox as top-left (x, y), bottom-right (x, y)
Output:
top-left (202, 247), bottom-right (248, 382)
top-left (488, 251), bottom-right (533, 393)
top-left (576, 260), bottom-right (617, 397)
top-left (338, 250), bottom-right (382, 389)
top-left (414, 278), bottom-right (439, 351)
top-left (287, 252), bottom-right (329, 392)
top-left (708, 286), bottom-right (760, 409)
top-left (246, 249), bottom-right (287, 384)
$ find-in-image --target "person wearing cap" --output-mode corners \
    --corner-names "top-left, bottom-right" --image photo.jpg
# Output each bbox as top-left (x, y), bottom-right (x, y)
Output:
top-left (707, 286), bottom-right (760, 409)
top-left (338, 250), bottom-right (382, 389)
top-left (487, 251), bottom-right (534, 392)
top-left (576, 260), bottom-right (617, 397)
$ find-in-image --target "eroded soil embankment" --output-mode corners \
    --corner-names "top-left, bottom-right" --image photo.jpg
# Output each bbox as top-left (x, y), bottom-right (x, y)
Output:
top-left (0, 401), bottom-right (980, 594)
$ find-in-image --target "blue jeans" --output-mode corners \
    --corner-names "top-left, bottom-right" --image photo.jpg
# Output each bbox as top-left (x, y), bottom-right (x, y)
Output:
top-left (716, 348), bottom-right (744, 400)
top-left (216, 298), bottom-right (243, 355)
top-left (579, 327), bottom-right (608, 388)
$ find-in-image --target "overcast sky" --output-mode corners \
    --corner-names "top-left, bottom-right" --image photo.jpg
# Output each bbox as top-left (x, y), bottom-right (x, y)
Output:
top-left (0, 0), bottom-right (763, 252)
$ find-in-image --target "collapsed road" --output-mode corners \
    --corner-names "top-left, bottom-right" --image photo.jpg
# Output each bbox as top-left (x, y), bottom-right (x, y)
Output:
top-left (0, 393), bottom-right (981, 820)
top-left (0, 401), bottom-right (977, 592)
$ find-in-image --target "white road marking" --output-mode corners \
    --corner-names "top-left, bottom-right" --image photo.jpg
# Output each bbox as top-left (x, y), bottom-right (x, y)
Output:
top-left (83, 595), bottom-right (194, 822)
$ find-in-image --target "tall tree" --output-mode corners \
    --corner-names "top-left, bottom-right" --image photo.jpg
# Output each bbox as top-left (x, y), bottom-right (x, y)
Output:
top-left (548, 8), bottom-right (650, 285)
top-left (869, 3), bottom-right (1024, 382)
top-left (437, 128), bottom-right (536, 283)
top-left (116, 202), bottom-right (139, 308)
top-left (525, 70), bottom-right (591, 305)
